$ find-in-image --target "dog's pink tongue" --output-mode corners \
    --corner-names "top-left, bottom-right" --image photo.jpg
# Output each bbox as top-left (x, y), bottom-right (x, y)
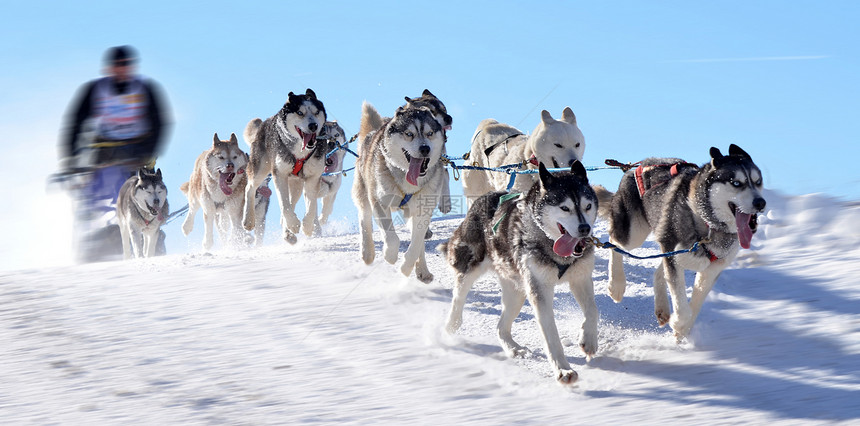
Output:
top-left (553, 232), bottom-right (579, 257)
top-left (302, 132), bottom-right (314, 150)
top-left (219, 173), bottom-right (233, 196)
top-left (406, 157), bottom-right (423, 186)
top-left (736, 211), bottom-right (753, 249)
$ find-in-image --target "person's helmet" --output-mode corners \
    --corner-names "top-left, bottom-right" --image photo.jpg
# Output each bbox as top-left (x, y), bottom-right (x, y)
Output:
top-left (104, 45), bottom-right (138, 66)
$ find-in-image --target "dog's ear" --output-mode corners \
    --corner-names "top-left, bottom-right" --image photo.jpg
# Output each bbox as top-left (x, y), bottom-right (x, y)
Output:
top-left (570, 160), bottom-right (588, 181)
top-left (155, 168), bottom-right (162, 180)
top-left (229, 133), bottom-right (238, 144)
top-left (538, 162), bottom-right (554, 189)
top-left (305, 88), bottom-right (317, 99)
top-left (213, 133), bottom-right (220, 146)
top-left (540, 110), bottom-right (555, 124)
top-left (710, 147), bottom-right (725, 167)
top-left (138, 168), bottom-right (146, 181)
top-left (422, 89), bottom-right (436, 98)
top-left (728, 144), bottom-right (752, 160)
top-left (561, 107), bottom-right (577, 125)
top-left (404, 96), bottom-right (413, 104)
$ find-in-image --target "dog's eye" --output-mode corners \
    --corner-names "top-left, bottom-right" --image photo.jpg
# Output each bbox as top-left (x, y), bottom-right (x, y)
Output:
top-left (755, 178), bottom-right (762, 186)
top-left (560, 206), bottom-right (570, 212)
top-left (585, 203), bottom-right (592, 211)
top-left (426, 131), bottom-right (434, 138)
top-left (405, 132), bottom-right (414, 138)
top-left (297, 111), bottom-right (304, 117)
top-left (576, 143), bottom-right (581, 148)
top-left (554, 143), bottom-right (562, 148)
top-left (732, 180), bottom-right (743, 188)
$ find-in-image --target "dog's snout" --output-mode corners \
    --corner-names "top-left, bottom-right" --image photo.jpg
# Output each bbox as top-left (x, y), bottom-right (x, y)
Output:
top-left (226, 162), bottom-right (234, 171)
top-left (753, 197), bottom-right (766, 212)
top-left (568, 159), bottom-right (578, 167)
top-left (308, 122), bottom-right (318, 133)
top-left (419, 145), bottom-right (431, 157)
top-left (153, 198), bottom-right (160, 206)
top-left (578, 224), bottom-right (591, 237)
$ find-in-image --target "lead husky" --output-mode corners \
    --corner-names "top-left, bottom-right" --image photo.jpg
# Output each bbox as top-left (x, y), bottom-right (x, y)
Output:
top-left (116, 167), bottom-right (169, 259)
top-left (462, 108), bottom-right (585, 199)
top-left (180, 133), bottom-right (249, 250)
top-left (242, 89), bottom-right (327, 244)
top-left (352, 106), bottom-right (446, 282)
top-left (441, 162), bottom-right (599, 384)
top-left (594, 144), bottom-right (766, 339)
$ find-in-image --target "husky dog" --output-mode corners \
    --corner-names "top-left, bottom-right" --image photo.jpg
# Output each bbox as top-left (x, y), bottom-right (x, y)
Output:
top-left (441, 162), bottom-right (599, 384)
top-left (595, 144), bottom-right (766, 339)
top-left (462, 108), bottom-right (585, 199)
top-left (313, 121), bottom-right (348, 231)
top-left (242, 89), bottom-right (327, 244)
top-left (116, 167), bottom-right (169, 259)
top-left (180, 133), bottom-right (249, 250)
top-left (358, 89), bottom-right (454, 219)
top-left (352, 106), bottom-right (446, 283)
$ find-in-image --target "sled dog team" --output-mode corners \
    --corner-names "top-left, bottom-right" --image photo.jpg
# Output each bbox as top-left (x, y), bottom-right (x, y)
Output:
top-left (117, 88), bottom-right (767, 384)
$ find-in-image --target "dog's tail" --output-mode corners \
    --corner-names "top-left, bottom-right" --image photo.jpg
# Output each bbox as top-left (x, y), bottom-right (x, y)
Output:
top-left (358, 101), bottom-right (384, 153)
top-left (179, 181), bottom-right (189, 195)
top-left (243, 118), bottom-right (263, 146)
top-left (592, 185), bottom-right (614, 219)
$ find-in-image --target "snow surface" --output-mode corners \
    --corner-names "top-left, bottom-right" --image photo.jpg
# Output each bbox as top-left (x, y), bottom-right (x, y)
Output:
top-left (1, 189), bottom-right (859, 424)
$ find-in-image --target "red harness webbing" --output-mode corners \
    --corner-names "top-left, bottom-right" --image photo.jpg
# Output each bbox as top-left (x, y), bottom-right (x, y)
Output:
top-left (634, 163), bottom-right (690, 197)
top-left (291, 151), bottom-right (314, 176)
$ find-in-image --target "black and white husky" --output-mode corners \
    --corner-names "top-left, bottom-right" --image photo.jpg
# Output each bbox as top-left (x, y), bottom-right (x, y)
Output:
top-left (441, 162), bottom-right (599, 384)
top-left (242, 89), bottom-right (327, 244)
top-left (352, 105), bottom-right (447, 283)
top-left (595, 144), bottom-right (766, 339)
top-left (116, 167), bottom-right (169, 259)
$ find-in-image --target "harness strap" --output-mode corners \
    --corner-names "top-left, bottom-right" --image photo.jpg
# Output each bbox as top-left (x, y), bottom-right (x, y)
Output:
top-left (398, 193), bottom-right (413, 209)
top-left (291, 151), bottom-right (314, 176)
top-left (492, 192), bottom-right (522, 234)
top-left (483, 133), bottom-right (524, 158)
top-left (634, 162), bottom-right (694, 197)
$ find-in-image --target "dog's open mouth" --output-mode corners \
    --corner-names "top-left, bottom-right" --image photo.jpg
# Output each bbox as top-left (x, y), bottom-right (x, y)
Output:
top-left (219, 172), bottom-right (236, 196)
top-left (554, 223), bottom-right (586, 258)
top-left (729, 202), bottom-right (758, 249)
top-left (403, 149), bottom-right (430, 186)
top-left (296, 126), bottom-right (316, 150)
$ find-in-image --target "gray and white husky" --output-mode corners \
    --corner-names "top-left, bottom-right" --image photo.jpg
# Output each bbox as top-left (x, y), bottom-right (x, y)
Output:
top-left (594, 144), bottom-right (766, 339)
top-left (311, 121), bottom-right (348, 233)
top-left (242, 88), bottom-right (327, 244)
top-left (180, 133), bottom-right (249, 251)
top-left (441, 162), bottom-right (599, 384)
top-left (462, 107), bottom-right (585, 199)
top-left (116, 167), bottom-right (169, 259)
top-left (352, 105), bottom-right (447, 283)
top-left (358, 89), bottom-right (454, 219)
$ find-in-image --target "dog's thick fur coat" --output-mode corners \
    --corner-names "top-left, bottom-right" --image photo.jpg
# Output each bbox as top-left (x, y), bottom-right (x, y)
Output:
top-left (116, 168), bottom-right (169, 259)
top-left (352, 104), bottom-right (446, 282)
top-left (462, 108), bottom-right (585, 199)
top-left (180, 133), bottom-right (249, 250)
top-left (595, 144), bottom-right (766, 339)
top-left (441, 162), bottom-right (599, 384)
top-left (241, 89), bottom-right (327, 244)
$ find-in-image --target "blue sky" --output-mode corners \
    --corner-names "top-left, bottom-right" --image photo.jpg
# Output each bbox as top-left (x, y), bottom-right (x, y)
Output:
top-left (2, 1), bottom-right (858, 263)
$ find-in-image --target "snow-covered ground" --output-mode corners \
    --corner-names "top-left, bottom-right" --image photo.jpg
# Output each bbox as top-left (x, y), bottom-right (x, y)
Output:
top-left (1, 189), bottom-right (859, 424)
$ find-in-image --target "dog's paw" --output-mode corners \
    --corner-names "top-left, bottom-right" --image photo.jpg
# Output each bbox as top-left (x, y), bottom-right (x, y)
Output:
top-left (669, 311), bottom-right (692, 338)
top-left (580, 336), bottom-right (598, 356)
top-left (301, 215), bottom-right (316, 237)
top-left (361, 246), bottom-right (375, 265)
top-left (243, 216), bottom-right (255, 232)
top-left (556, 369), bottom-right (578, 385)
top-left (501, 342), bottom-right (530, 358)
top-left (181, 219), bottom-right (193, 236)
top-left (655, 309), bottom-right (671, 326)
top-left (400, 261), bottom-right (415, 277)
top-left (445, 317), bottom-right (462, 334)
top-left (608, 280), bottom-right (626, 303)
top-left (384, 244), bottom-right (399, 265)
top-left (415, 269), bottom-right (434, 284)
top-left (283, 231), bottom-right (297, 245)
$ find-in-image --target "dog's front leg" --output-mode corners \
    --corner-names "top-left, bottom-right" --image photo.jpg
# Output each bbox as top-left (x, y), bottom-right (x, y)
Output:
top-left (526, 268), bottom-right (577, 384)
top-left (401, 208), bottom-right (433, 281)
top-left (202, 208), bottom-right (216, 251)
top-left (688, 264), bottom-right (724, 330)
top-left (357, 200), bottom-right (375, 265)
top-left (568, 262), bottom-right (599, 358)
top-left (243, 170), bottom-right (268, 232)
top-left (181, 199), bottom-right (197, 236)
top-left (271, 174), bottom-right (298, 244)
top-left (144, 230), bottom-right (158, 258)
top-left (663, 258), bottom-right (693, 340)
top-left (301, 179), bottom-right (320, 237)
top-left (371, 202), bottom-right (399, 265)
top-left (119, 223), bottom-right (133, 260)
top-left (653, 263), bottom-right (670, 326)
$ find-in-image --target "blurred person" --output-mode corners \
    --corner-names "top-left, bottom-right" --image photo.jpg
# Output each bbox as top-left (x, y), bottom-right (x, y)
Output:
top-left (57, 45), bottom-right (172, 262)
